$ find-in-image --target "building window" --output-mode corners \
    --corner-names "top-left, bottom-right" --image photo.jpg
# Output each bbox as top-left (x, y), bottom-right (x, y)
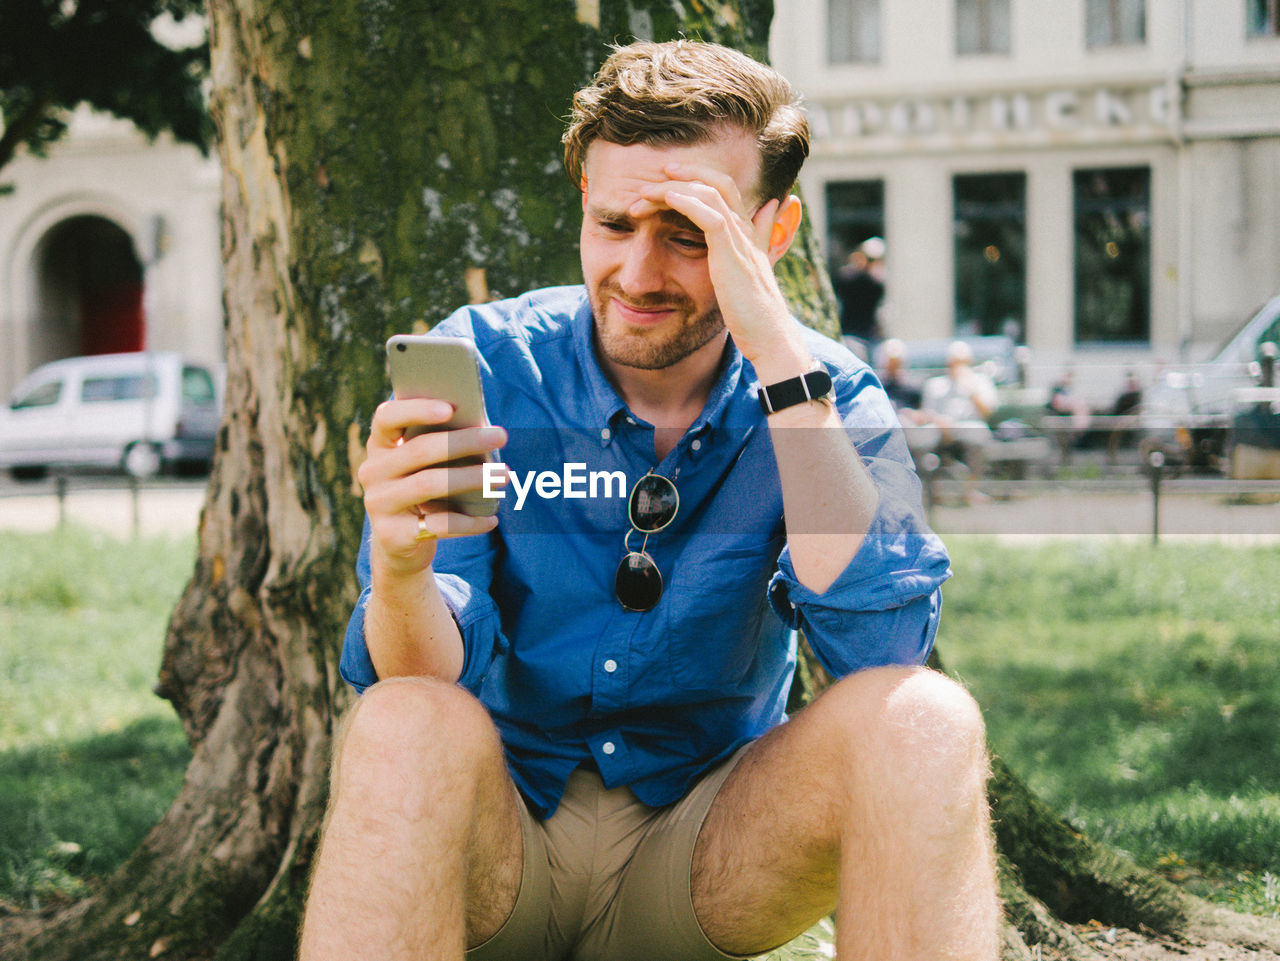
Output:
top-left (826, 180), bottom-right (885, 270)
top-left (828, 0), bottom-right (881, 63)
top-left (1074, 167), bottom-right (1151, 344)
top-left (827, 180), bottom-right (886, 340)
top-left (953, 173), bottom-right (1026, 339)
top-left (957, 0), bottom-right (1011, 55)
top-left (1086, 0), bottom-right (1146, 46)
top-left (1248, 0), bottom-right (1280, 36)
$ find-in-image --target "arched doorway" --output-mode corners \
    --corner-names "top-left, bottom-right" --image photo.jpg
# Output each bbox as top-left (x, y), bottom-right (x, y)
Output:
top-left (36, 215), bottom-right (146, 360)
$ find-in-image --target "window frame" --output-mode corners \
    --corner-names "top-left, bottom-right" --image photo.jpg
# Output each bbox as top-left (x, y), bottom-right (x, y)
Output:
top-left (1085, 0), bottom-right (1146, 48)
top-left (956, 0), bottom-right (1012, 56)
top-left (827, 0), bottom-right (882, 64)
top-left (1247, 0), bottom-right (1280, 37)
top-left (953, 171), bottom-right (1028, 339)
top-left (1072, 166), bottom-right (1153, 345)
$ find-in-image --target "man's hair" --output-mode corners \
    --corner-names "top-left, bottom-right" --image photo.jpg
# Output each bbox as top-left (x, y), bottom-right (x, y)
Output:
top-left (563, 40), bottom-right (810, 203)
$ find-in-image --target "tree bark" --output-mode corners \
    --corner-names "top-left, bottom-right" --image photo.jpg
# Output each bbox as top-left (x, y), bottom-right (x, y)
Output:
top-left (2, 2), bottom-right (1278, 960)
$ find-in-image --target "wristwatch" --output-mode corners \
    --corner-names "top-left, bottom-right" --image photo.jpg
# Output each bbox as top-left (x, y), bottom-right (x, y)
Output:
top-left (757, 368), bottom-right (834, 415)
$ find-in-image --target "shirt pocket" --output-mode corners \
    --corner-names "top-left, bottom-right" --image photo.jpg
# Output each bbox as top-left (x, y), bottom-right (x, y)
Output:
top-left (662, 544), bottom-right (778, 694)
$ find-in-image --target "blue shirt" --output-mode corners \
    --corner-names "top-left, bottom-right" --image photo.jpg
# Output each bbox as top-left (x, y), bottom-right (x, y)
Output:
top-left (341, 285), bottom-right (951, 818)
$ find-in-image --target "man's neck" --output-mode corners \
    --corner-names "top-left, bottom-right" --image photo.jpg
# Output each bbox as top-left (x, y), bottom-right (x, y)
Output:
top-left (598, 332), bottom-right (729, 462)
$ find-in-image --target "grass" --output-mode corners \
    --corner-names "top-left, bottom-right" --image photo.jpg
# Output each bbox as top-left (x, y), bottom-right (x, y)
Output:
top-left (1, 528), bottom-right (1277, 940)
top-left (0, 528), bottom-right (194, 909)
top-left (939, 537), bottom-right (1280, 919)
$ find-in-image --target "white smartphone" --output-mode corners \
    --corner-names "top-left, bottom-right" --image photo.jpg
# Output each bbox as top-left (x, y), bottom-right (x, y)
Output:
top-left (385, 334), bottom-right (499, 517)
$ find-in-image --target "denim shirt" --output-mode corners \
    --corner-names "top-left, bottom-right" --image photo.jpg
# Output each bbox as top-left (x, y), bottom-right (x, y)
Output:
top-left (341, 285), bottom-right (951, 818)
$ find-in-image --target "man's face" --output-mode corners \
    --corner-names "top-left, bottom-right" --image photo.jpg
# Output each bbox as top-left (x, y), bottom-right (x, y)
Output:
top-left (579, 128), bottom-right (764, 372)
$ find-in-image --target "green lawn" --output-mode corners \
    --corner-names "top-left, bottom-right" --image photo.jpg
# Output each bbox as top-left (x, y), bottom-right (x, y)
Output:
top-left (0, 528), bottom-right (1276, 931)
top-left (940, 537), bottom-right (1280, 918)
top-left (0, 528), bottom-right (194, 908)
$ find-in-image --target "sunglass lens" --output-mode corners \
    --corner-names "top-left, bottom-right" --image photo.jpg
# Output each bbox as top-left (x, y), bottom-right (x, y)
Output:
top-left (615, 551), bottom-right (663, 612)
top-left (629, 474), bottom-right (678, 532)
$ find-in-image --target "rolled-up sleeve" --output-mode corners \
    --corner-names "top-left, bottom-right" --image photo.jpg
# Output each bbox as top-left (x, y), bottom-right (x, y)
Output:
top-left (766, 366), bottom-right (952, 677)
top-left (338, 517), bottom-right (508, 695)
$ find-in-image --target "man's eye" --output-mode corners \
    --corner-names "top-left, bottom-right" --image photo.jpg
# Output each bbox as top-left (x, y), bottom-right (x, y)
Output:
top-left (672, 236), bottom-right (707, 251)
top-left (599, 220), bottom-right (631, 233)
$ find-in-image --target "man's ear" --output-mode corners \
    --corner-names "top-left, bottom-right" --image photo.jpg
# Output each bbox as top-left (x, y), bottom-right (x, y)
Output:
top-left (580, 175), bottom-right (588, 211)
top-left (766, 194), bottom-right (803, 265)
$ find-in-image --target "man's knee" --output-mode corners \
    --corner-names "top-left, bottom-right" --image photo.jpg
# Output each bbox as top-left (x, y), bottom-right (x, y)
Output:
top-left (819, 666), bottom-right (989, 798)
top-left (334, 676), bottom-right (504, 788)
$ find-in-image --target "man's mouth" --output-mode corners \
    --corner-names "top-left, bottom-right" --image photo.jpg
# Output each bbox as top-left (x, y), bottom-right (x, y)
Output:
top-left (606, 291), bottom-right (688, 326)
top-left (615, 300), bottom-right (674, 323)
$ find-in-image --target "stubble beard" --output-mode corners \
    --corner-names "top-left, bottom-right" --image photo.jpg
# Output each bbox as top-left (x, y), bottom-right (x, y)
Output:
top-left (590, 284), bottom-right (726, 372)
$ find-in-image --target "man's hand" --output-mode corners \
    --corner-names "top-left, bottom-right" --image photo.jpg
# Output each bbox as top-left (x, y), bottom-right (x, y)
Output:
top-left (358, 397), bottom-right (507, 576)
top-left (630, 161), bottom-right (809, 380)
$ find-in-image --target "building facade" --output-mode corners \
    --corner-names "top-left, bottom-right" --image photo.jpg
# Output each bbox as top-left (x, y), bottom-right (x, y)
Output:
top-left (772, 0), bottom-right (1280, 402)
top-left (0, 107), bottom-right (223, 401)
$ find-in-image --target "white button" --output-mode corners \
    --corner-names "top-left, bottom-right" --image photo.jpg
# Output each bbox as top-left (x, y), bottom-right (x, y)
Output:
top-left (691, 439), bottom-right (702, 451)
top-left (602, 741), bottom-right (616, 755)
top-left (626, 416), bottom-right (637, 425)
top-left (604, 658), bottom-right (618, 673)
top-left (601, 428), bottom-right (611, 441)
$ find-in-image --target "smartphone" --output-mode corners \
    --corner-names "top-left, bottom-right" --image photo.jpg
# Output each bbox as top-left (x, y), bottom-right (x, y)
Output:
top-left (386, 334), bottom-right (499, 517)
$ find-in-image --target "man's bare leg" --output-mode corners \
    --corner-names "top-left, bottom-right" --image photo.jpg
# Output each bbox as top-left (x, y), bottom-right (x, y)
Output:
top-left (692, 665), bottom-right (998, 961)
top-left (299, 676), bottom-right (525, 961)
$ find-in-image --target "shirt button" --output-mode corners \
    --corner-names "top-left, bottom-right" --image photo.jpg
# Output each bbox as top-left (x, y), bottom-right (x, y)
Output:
top-left (602, 741), bottom-right (616, 755)
top-left (601, 427), bottom-right (611, 441)
top-left (691, 439), bottom-right (702, 451)
top-left (604, 658), bottom-right (618, 673)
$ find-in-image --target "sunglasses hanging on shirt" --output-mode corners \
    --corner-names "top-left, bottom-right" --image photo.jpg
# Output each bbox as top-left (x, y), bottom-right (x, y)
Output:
top-left (614, 471), bottom-right (679, 612)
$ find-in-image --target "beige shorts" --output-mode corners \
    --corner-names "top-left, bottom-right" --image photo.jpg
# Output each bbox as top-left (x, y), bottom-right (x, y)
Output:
top-left (468, 749), bottom-right (751, 961)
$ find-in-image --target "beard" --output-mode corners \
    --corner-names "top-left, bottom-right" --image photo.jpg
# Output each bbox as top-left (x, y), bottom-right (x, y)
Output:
top-left (589, 283), bottom-right (727, 371)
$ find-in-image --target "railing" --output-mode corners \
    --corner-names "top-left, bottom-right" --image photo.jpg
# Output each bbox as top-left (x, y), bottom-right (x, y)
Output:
top-left (0, 474), bottom-right (208, 539)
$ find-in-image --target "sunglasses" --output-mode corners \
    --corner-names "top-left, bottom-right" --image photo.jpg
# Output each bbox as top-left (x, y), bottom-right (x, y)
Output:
top-left (614, 472), bottom-right (679, 612)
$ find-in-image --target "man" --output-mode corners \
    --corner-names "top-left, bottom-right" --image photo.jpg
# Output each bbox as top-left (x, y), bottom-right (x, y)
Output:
top-left (877, 337), bottom-right (922, 413)
top-left (300, 40), bottom-right (998, 961)
top-left (921, 340), bottom-right (998, 502)
top-left (833, 236), bottom-right (886, 351)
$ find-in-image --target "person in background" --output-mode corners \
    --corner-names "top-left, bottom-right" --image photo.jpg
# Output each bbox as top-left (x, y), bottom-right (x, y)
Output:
top-left (920, 340), bottom-right (997, 502)
top-left (877, 338), bottom-right (943, 471)
top-left (833, 236), bottom-right (886, 354)
top-left (877, 337), bottom-right (921, 413)
top-left (1107, 370), bottom-right (1144, 463)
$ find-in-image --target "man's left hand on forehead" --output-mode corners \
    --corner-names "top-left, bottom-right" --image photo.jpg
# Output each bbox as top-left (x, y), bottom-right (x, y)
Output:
top-left (632, 177), bottom-right (779, 253)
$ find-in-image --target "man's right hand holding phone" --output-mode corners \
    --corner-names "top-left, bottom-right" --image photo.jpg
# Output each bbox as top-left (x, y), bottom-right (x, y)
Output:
top-left (360, 397), bottom-right (507, 571)
top-left (356, 398), bottom-right (507, 683)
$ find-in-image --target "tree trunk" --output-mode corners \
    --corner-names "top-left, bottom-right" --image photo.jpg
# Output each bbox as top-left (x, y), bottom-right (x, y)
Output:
top-left (2, 2), bottom-right (1279, 960)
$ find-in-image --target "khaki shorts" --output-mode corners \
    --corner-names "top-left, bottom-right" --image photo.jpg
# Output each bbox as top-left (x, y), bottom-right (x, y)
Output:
top-left (468, 749), bottom-right (751, 961)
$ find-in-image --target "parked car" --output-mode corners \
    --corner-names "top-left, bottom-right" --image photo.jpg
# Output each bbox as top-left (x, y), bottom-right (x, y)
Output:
top-left (1138, 295), bottom-right (1280, 471)
top-left (0, 352), bottom-right (223, 480)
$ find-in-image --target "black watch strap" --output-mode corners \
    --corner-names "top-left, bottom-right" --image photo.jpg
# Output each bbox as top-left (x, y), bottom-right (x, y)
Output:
top-left (757, 368), bottom-right (834, 415)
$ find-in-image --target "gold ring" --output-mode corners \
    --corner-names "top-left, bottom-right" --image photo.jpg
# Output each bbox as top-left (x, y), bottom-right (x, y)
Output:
top-left (414, 513), bottom-right (436, 542)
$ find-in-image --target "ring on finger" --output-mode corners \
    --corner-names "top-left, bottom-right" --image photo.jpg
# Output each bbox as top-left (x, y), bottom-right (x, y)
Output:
top-left (413, 506), bottom-right (436, 542)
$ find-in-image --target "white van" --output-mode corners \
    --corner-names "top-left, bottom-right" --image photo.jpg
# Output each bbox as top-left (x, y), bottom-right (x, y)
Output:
top-left (0, 352), bottom-right (223, 480)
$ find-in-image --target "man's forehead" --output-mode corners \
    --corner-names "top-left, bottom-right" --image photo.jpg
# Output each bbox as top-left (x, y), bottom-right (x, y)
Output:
top-left (581, 130), bottom-right (763, 198)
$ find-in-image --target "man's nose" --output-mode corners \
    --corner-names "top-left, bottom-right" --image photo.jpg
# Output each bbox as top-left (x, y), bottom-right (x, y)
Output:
top-left (616, 233), bottom-right (665, 295)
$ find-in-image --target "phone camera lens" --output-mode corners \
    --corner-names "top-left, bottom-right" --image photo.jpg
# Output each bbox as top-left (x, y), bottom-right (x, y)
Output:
top-left (396, 343), bottom-right (407, 352)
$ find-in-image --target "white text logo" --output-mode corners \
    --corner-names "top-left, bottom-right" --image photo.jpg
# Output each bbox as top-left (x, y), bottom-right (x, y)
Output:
top-left (483, 462), bottom-right (628, 511)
